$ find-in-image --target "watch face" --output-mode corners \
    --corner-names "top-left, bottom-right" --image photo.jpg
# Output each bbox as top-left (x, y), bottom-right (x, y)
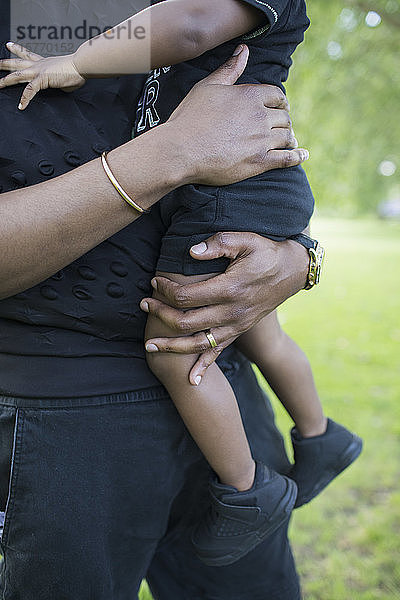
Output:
top-left (314, 245), bottom-right (326, 286)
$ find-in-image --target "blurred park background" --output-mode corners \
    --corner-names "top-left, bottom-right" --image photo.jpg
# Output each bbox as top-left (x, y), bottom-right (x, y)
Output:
top-left (139, 1), bottom-right (400, 598)
top-left (280, 2), bottom-right (400, 593)
top-left (288, 0), bottom-right (400, 219)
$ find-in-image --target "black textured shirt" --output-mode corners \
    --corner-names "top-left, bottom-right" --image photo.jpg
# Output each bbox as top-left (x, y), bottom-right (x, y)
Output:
top-left (0, 9), bottom-right (174, 397)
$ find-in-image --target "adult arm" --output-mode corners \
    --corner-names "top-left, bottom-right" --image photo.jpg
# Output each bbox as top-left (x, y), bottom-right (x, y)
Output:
top-left (0, 47), bottom-right (307, 299)
top-left (141, 233), bottom-right (309, 382)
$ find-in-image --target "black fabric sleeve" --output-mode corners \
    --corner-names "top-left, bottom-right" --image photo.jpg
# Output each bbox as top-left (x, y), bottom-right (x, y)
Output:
top-left (240, 0), bottom-right (291, 31)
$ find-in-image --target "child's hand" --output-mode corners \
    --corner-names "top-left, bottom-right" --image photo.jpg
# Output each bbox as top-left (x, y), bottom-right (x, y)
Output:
top-left (0, 42), bottom-right (86, 110)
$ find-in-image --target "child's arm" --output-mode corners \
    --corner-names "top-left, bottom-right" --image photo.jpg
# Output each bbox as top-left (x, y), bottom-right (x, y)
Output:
top-left (0, 0), bottom-right (264, 109)
top-left (75, 0), bottom-right (264, 76)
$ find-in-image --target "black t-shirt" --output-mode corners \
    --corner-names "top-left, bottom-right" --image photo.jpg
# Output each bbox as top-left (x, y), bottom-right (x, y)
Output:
top-left (132, 0), bottom-right (314, 276)
top-left (0, 10), bottom-right (172, 397)
top-left (136, 0), bottom-right (310, 135)
top-left (0, 0), bottom-right (308, 399)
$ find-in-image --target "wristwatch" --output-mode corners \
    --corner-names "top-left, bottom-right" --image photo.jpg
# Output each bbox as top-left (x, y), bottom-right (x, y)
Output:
top-left (289, 233), bottom-right (325, 291)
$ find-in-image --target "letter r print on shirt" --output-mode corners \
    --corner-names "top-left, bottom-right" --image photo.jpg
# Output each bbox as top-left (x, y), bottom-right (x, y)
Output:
top-left (135, 67), bottom-right (171, 134)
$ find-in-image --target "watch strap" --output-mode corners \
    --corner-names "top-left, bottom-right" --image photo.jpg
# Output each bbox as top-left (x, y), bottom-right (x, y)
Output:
top-left (289, 233), bottom-right (319, 251)
top-left (289, 233), bottom-right (325, 290)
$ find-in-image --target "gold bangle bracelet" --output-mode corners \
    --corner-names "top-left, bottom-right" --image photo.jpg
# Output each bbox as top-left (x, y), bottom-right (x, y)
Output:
top-left (101, 152), bottom-right (149, 214)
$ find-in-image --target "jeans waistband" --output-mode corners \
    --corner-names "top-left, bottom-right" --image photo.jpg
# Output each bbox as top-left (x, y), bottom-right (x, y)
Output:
top-left (0, 385), bottom-right (170, 410)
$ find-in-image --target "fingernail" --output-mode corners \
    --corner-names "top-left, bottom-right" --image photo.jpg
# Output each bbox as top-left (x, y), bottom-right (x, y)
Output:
top-left (233, 44), bottom-right (244, 56)
top-left (191, 242), bottom-right (207, 255)
top-left (6, 42), bottom-right (13, 47)
top-left (140, 301), bottom-right (149, 313)
top-left (194, 376), bottom-right (202, 386)
top-left (146, 343), bottom-right (159, 353)
top-left (18, 103), bottom-right (23, 110)
top-left (151, 278), bottom-right (158, 291)
top-left (301, 150), bottom-right (310, 161)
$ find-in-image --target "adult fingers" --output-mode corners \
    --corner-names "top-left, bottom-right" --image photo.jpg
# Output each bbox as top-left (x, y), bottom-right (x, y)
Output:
top-left (0, 69), bottom-right (32, 89)
top-left (256, 84), bottom-right (289, 110)
top-left (18, 77), bottom-right (42, 110)
top-left (145, 326), bottom-right (233, 357)
top-left (269, 108), bottom-right (292, 129)
top-left (189, 231), bottom-right (259, 262)
top-left (189, 336), bottom-right (238, 385)
top-left (149, 272), bottom-right (237, 309)
top-left (269, 127), bottom-right (298, 149)
top-left (140, 297), bottom-right (232, 333)
top-left (266, 148), bottom-right (309, 170)
top-left (0, 59), bottom-right (33, 71)
top-left (149, 231), bottom-right (262, 309)
top-left (199, 44), bottom-right (249, 86)
top-left (6, 41), bottom-right (43, 61)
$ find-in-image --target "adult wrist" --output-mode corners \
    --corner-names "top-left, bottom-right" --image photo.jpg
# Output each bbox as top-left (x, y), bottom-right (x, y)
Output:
top-left (289, 234), bottom-right (325, 291)
top-left (160, 122), bottom-right (196, 187)
top-left (105, 125), bottom-right (191, 213)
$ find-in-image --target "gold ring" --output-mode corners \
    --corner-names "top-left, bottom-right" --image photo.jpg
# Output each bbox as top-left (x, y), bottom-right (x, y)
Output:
top-left (205, 330), bottom-right (218, 349)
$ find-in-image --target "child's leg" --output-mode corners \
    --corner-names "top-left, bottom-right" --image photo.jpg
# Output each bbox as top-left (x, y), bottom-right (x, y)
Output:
top-left (146, 272), bottom-right (298, 565)
top-left (236, 311), bottom-right (327, 438)
top-left (146, 271), bottom-right (255, 491)
top-left (237, 312), bottom-right (363, 509)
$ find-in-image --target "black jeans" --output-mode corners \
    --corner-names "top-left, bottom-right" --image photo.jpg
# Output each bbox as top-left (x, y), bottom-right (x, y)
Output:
top-left (0, 357), bottom-right (301, 599)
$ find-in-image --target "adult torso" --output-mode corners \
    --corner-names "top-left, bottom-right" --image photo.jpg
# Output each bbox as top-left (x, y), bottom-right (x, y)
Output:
top-left (0, 13), bottom-right (167, 397)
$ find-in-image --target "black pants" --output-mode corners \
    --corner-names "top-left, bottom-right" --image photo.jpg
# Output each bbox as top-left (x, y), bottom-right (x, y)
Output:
top-left (0, 358), bottom-right (301, 599)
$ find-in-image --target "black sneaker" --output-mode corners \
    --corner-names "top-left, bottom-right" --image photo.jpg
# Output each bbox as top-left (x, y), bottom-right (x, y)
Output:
top-left (191, 461), bottom-right (297, 567)
top-left (290, 418), bottom-right (363, 508)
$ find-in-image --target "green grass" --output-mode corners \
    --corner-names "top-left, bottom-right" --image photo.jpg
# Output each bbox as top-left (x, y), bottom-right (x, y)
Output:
top-left (140, 217), bottom-right (400, 599)
top-left (139, 581), bottom-right (153, 600)
top-left (267, 217), bottom-right (400, 600)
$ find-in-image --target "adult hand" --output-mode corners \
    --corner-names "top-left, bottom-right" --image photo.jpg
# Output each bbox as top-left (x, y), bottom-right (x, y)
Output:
top-left (140, 233), bottom-right (309, 383)
top-left (0, 43), bottom-right (306, 300)
top-left (162, 44), bottom-right (308, 187)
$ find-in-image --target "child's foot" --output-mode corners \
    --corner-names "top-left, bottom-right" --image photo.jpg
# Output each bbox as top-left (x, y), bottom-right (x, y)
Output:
top-left (191, 461), bottom-right (297, 567)
top-left (290, 418), bottom-right (363, 508)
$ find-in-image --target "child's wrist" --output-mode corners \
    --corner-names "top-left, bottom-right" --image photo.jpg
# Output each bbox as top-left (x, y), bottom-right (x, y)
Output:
top-left (67, 52), bottom-right (84, 80)
top-left (72, 44), bottom-right (91, 78)
top-left (71, 50), bottom-right (83, 76)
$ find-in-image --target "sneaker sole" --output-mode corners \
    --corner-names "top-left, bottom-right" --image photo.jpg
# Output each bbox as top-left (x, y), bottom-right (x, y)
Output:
top-left (194, 477), bottom-right (297, 567)
top-left (295, 435), bottom-right (363, 508)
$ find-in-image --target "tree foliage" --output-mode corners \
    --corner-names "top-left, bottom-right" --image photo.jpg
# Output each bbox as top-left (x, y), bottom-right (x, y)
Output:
top-left (286, 0), bottom-right (400, 214)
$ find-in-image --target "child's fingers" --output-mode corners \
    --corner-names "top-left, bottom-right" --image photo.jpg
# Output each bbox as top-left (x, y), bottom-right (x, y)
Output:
top-left (18, 78), bottom-right (42, 110)
top-left (0, 69), bottom-right (33, 89)
top-left (6, 42), bottom-right (42, 61)
top-left (0, 58), bottom-right (34, 71)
